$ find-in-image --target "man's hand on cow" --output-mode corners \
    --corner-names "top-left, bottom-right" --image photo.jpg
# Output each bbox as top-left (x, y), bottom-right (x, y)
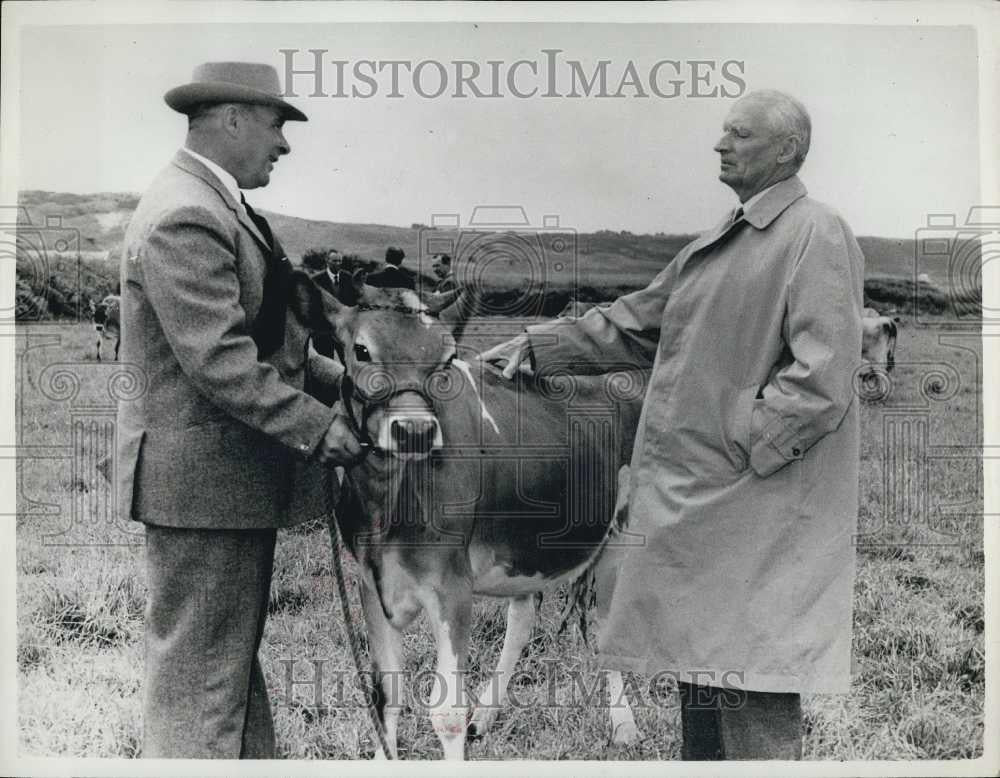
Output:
top-left (314, 412), bottom-right (366, 466)
top-left (478, 334), bottom-right (532, 379)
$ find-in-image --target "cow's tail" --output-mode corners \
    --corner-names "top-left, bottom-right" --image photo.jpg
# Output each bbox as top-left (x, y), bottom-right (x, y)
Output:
top-left (557, 464), bottom-right (631, 646)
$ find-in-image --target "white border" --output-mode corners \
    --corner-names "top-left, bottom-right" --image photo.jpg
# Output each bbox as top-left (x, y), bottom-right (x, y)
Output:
top-left (1, 1), bottom-right (997, 776)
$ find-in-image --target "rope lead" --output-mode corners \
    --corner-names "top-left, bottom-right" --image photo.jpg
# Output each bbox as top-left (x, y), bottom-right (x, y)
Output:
top-left (324, 469), bottom-right (394, 759)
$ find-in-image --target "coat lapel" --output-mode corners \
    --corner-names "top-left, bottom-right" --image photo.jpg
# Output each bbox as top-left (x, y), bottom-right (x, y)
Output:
top-left (171, 150), bottom-right (272, 253)
top-left (674, 175), bottom-right (808, 276)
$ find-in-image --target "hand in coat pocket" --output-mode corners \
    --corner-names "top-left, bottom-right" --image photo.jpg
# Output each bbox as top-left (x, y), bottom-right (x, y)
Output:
top-left (728, 384), bottom-right (760, 472)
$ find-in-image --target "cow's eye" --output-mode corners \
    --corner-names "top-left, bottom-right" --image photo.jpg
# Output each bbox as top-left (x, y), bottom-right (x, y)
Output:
top-left (354, 344), bottom-right (372, 362)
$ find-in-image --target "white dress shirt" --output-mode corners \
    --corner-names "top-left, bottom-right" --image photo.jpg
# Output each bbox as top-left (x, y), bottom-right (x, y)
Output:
top-left (181, 147), bottom-right (245, 213)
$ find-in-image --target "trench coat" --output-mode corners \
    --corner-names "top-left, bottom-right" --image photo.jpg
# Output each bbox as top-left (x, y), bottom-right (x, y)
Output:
top-left (117, 150), bottom-right (335, 529)
top-left (526, 176), bottom-right (863, 693)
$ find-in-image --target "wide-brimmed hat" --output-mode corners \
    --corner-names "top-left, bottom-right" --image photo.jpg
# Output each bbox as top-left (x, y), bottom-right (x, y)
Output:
top-left (164, 62), bottom-right (308, 121)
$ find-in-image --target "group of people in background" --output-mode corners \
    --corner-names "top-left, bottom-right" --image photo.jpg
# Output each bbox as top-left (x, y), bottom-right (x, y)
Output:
top-left (303, 245), bottom-right (455, 295)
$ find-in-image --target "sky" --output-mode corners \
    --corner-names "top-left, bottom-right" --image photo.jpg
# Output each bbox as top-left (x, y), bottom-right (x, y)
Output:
top-left (13, 20), bottom-right (981, 238)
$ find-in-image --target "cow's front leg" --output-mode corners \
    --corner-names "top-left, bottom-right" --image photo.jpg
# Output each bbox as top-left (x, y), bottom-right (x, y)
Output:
top-left (607, 669), bottom-right (641, 744)
top-left (420, 586), bottom-right (472, 760)
top-left (359, 579), bottom-right (405, 759)
top-left (468, 593), bottom-right (539, 738)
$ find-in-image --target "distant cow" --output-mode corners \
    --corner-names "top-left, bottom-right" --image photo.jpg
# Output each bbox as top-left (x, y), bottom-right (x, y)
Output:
top-left (859, 308), bottom-right (899, 398)
top-left (89, 294), bottom-right (121, 361)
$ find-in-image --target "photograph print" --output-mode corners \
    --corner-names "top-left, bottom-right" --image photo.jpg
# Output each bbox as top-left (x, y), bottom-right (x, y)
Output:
top-left (2, 1), bottom-right (995, 772)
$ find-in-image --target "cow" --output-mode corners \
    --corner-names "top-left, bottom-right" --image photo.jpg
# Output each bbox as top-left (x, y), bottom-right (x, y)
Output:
top-left (859, 307), bottom-right (899, 399)
top-left (89, 294), bottom-right (121, 361)
top-left (289, 269), bottom-right (646, 759)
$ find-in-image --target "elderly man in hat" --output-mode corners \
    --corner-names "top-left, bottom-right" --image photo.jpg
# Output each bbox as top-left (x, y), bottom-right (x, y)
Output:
top-left (117, 62), bottom-right (363, 758)
top-left (481, 90), bottom-right (863, 759)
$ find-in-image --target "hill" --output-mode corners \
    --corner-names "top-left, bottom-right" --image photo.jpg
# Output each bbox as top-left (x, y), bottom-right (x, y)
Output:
top-left (14, 190), bottom-right (965, 320)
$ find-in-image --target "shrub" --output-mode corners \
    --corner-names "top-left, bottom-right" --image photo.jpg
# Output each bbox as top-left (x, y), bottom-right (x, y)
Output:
top-left (302, 247), bottom-right (331, 271)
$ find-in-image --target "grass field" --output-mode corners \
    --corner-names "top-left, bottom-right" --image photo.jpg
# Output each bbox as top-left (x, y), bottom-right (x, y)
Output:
top-left (15, 315), bottom-right (984, 760)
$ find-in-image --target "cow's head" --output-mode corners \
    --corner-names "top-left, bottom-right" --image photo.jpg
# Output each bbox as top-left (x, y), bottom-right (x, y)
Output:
top-left (861, 316), bottom-right (898, 371)
top-left (290, 269), bottom-right (470, 460)
top-left (859, 315), bottom-right (899, 400)
top-left (91, 298), bottom-right (108, 328)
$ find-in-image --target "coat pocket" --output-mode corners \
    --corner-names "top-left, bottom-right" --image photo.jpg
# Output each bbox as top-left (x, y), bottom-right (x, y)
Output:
top-left (116, 425), bottom-right (146, 522)
top-left (726, 384), bottom-right (760, 472)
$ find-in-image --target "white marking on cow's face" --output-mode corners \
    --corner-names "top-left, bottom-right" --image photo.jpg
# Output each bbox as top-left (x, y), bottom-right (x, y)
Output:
top-left (453, 359), bottom-right (501, 436)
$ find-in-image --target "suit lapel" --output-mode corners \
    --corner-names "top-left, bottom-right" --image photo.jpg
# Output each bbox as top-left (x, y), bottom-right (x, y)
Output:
top-left (171, 150), bottom-right (272, 254)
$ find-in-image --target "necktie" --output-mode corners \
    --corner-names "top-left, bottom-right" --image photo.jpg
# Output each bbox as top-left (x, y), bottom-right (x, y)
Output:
top-left (241, 194), bottom-right (288, 358)
top-left (732, 206), bottom-right (745, 225)
top-left (241, 194), bottom-right (275, 250)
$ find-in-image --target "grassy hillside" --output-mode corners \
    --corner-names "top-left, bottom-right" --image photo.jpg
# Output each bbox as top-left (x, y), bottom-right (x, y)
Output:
top-left (15, 191), bottom-right (972, 318)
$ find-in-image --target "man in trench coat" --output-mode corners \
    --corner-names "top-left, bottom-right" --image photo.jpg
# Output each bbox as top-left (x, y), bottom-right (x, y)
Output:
top-left (117, 62), bottom-right (362, 758)
top-left (481, 90), bottom-right (864, 759)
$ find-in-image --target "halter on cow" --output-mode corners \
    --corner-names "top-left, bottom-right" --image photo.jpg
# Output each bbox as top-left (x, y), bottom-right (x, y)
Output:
top-left (289, 270), bottom-right (646, 759)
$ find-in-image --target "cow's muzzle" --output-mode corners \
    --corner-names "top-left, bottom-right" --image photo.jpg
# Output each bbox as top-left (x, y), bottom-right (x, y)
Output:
top-left (374, 391), bottom-right (443, 459)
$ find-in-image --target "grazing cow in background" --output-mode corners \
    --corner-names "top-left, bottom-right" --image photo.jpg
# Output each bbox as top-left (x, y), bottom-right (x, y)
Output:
top-left (90, 294), bottom-right (121, 361)
top-left (861, 307), bottom-right (899, 370)
top-left (290, 270), bottom-right (645, 759)
top-left (859, 307), bottom-right (899, 398)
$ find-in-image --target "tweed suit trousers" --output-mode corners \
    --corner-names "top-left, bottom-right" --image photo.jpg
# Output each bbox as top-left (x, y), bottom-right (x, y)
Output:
top-left (142, 524), bottom-right (277, 758)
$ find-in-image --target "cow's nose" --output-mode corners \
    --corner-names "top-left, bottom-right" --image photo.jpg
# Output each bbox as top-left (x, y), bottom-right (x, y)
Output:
top-left (390, 417), bottom-right (439, 453)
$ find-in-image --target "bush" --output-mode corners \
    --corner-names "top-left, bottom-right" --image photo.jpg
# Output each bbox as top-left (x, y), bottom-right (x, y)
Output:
top-left (301, 248), bottom-right (330, 271)
top-left (16, 252), bottom-right (120, 322)
top-left (864, 275), bottom-right (953, 315)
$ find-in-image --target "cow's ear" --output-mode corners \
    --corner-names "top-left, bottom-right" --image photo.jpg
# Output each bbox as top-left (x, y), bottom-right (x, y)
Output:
top-left (337, 269), bottom-right (365, 306)
top-left (289, 270), bottom-right (344, 331)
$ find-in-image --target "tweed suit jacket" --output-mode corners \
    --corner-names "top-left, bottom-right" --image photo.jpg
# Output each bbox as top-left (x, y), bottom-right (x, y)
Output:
top-left (117, 150), bottom-right (336, 529)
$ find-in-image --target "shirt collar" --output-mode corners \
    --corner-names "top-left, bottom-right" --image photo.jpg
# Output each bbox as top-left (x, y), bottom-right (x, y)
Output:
top-left (181, 147), bottom-right (243, 206)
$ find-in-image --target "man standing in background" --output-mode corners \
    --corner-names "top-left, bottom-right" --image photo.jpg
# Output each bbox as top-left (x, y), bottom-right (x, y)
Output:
top-left (366, 245), bottom-right (415, 289)
top-left (431, 253), bottom-right (457, 294)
